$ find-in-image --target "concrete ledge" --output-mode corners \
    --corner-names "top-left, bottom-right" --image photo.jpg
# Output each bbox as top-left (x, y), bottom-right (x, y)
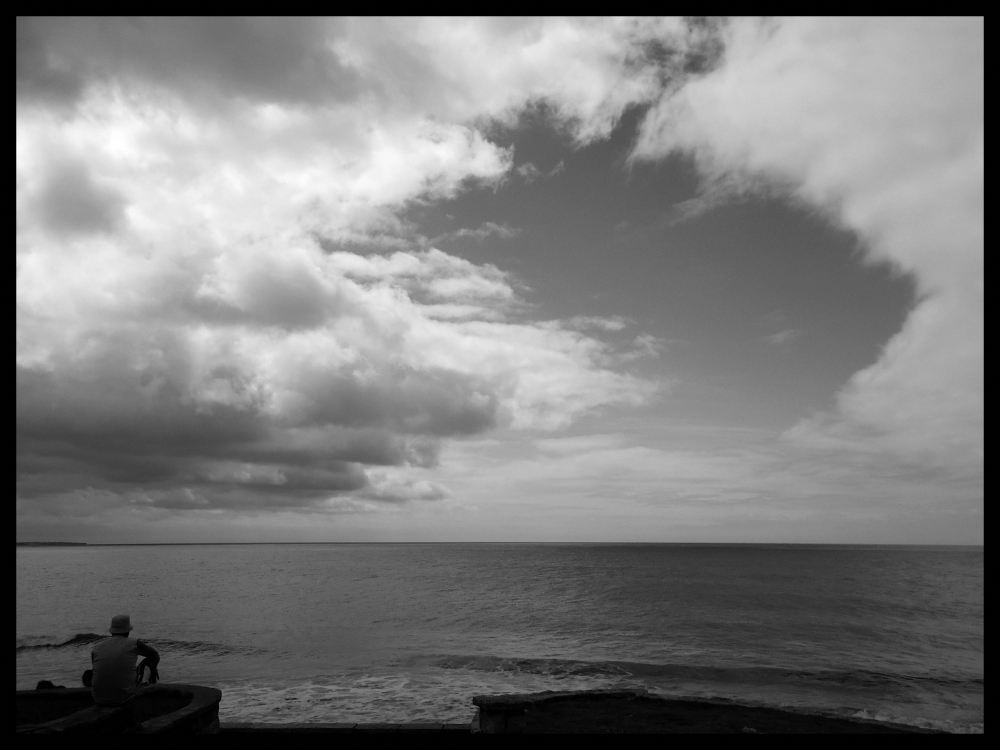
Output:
top-left (16, 684), bottom-right (221, 734)
top-left (473, 687), bottom-right (648, 711)
top-left (469, 689), bottom-right (944, 734)
top-left (221, 722), bottom-right (357, 733)
top-left (136, 684), bottom-right (221, 734)
top-left (472, 688), bottom-right (649, 734)
top-left (355, 723), bottom-right (401, 733)
top-left (220, 721), bottom-right (473, 733)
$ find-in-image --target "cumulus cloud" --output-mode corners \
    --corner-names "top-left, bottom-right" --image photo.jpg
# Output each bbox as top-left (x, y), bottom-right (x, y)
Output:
top-left (18, 17), bottom-right (666, 526)
top-left (632, 17), bottom-right (984, 473)
top-left (16, 230), bottom-right (653, 517)
top-left (360, 472), bottom-right (452, 503)
top-left (15, 19), bottom-right (655, 528)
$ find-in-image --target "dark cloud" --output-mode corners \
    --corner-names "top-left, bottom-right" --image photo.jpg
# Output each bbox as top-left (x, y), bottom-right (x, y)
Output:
top-left (288, 365), bottom-right (498, 436)
top-left (16, 18), bottom-right (85, 106)
top-left (35, 160), bottom-right (127, 235)
top-left (15, 326), bottom-right (480, 510)
top-left (17, 17), bottom-right (363, 109)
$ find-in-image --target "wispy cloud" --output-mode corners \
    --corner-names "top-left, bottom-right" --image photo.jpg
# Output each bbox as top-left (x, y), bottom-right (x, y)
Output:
top-left (762, 329), bottom-right (800, 347)
top-left (430, 221), bottom-right (522, 245)
top-left (515, 162), bottom-right (542, 182)
top-left (561, 315), bottom-right (631, 332)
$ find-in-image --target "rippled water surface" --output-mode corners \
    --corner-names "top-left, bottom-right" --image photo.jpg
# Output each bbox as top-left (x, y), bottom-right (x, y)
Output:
top-left (16, 543), bottom-right (983, 732)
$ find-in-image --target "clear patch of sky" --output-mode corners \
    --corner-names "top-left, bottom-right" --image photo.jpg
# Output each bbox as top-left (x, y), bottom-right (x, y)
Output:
top-left (407, 107), bottom-right (917, 431)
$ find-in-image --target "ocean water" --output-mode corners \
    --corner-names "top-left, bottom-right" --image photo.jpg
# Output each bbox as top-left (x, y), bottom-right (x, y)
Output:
top-left (16, 543), bottom-right (983, 732)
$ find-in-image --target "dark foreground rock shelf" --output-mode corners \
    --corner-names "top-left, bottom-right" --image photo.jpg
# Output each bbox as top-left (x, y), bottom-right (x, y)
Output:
top-left (22, 686), bottom-right (944, 733)
top-left (470, 688), bottom-right (945, 734)
top-left (16, 684), bottom-right (221, 734)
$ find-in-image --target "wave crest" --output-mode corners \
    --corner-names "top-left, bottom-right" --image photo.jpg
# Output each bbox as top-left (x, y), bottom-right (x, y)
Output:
top-left (16, 633), bottom-right (264, 656)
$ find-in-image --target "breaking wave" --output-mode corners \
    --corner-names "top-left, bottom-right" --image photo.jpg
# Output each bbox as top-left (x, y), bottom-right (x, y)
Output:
top-left (430, 653), bottom-right (983, 691)
top-left (16, 633), bottom-right (265, 657)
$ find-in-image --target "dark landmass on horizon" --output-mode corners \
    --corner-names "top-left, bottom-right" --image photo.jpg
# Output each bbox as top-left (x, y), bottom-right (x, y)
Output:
top-left (16, 542), bottom-right (89, 546)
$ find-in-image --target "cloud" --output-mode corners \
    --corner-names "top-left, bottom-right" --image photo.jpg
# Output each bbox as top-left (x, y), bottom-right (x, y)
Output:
top-left (360, 472), bottom-right (452, 503)
top-left (17, 18), bottom-right (980, 540)
top-left (515, 162), bottom-right (542, 182)
top-left (16, 17), bottom-right (362, 110)
top-left (15, 19), bottom-right (85, 107)
top-left (632, 18), bottom-right (983, 474)
top-left (16, 236), bottom-right (654, 515)
top-left (17, 18), bottom-right (684, 527)
top-left (616, 333), bottom-right (668, 362)
top-left (559, 315), bottom-right (630, 332)
top-left (430, 222), bottom-right (522, 245)
top-left (431, 429), bottom-right (981, 542)
top-left (28, 158), bottom-right (128, 235)
top-left (762, 329), bottom-right (800, 347)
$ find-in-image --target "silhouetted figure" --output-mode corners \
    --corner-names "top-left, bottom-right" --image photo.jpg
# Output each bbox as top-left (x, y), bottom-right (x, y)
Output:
top-left (35, 680), bottom-right (65, 689)
top-left (91, 615), bottom-right (160, 709)
top-left (81, 669), bottom-right (93, 688)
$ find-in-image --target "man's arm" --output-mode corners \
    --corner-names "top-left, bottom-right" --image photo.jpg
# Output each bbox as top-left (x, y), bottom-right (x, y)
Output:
top-left (136, 640), bottom-right (159, 664)
top-left (136, 640), bottom-right (160, 684)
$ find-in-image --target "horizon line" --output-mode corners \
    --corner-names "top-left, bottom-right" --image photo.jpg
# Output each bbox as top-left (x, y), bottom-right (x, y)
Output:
top-left (16, 541), bottom-right (984, 547)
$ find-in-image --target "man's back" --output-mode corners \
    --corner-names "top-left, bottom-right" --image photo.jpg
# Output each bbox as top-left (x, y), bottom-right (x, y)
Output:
top-left (91, 636), bottom-right (141, 705)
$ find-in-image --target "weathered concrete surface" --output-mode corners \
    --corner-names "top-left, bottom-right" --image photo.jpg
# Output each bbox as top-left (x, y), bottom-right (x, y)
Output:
top-left (136, 685), bottom-right (221, 734)
top-left (220, 721), bottom-right (473, 733)
top-left (470, 688), bottom-right (945, 734)
top-left (16, 684), bottom-right (221, 734)
top-left (221, 722), bottom-right (357, 733)
top-left (473, 688), bottom-right (647, 734)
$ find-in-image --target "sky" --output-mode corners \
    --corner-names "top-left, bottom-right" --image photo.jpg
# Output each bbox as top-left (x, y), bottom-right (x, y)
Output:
top-left (16, 17), bottom-right (983, 544)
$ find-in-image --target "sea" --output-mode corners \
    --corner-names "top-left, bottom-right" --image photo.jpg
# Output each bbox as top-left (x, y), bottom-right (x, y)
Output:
top-left (16, 543), bottom-right (983, 733)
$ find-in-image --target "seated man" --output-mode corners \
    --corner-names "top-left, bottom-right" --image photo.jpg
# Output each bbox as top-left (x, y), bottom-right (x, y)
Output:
top-left (90, 615), bottom-right (160, 708)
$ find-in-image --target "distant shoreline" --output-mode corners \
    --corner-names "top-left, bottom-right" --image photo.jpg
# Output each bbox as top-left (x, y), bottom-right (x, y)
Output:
top-left (16, 542), bottom-right (89, 547)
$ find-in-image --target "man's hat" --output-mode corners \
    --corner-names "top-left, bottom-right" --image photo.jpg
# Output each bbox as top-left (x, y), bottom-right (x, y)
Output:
top-left (109, 614), bottom-right (133, 634)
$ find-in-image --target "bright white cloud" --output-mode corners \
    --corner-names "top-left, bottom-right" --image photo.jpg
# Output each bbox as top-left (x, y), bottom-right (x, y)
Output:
top-left (633, 17), bottom-right (983, 473)
top-left (15, 18), bottom-right (679, 528)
